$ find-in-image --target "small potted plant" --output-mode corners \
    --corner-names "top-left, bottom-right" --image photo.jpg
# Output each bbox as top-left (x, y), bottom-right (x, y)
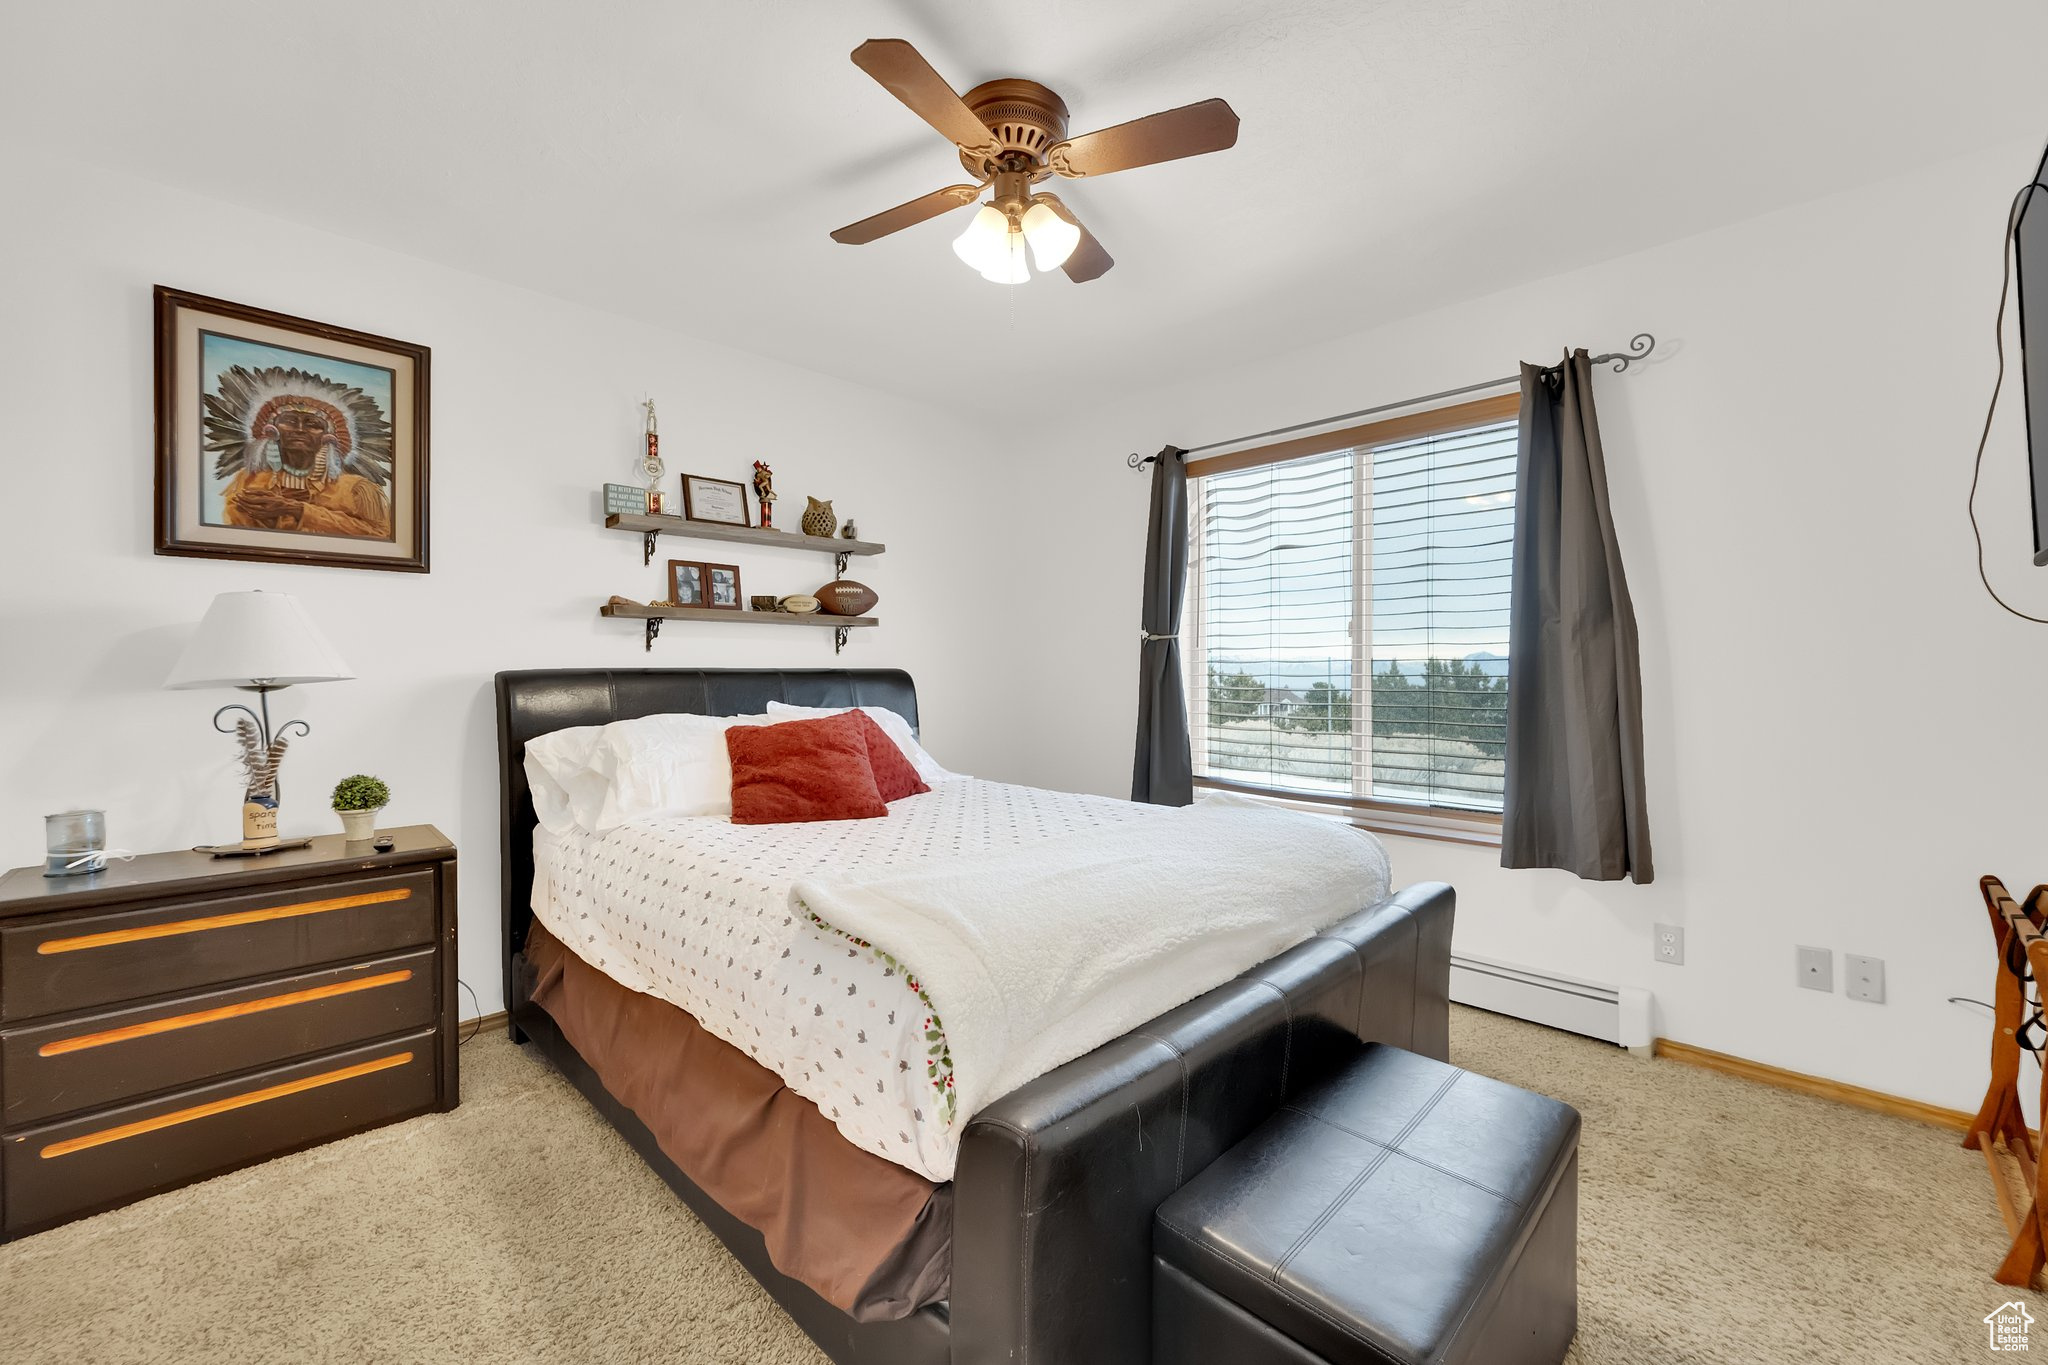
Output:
top-left (331, 774), bottom-right (391, 843)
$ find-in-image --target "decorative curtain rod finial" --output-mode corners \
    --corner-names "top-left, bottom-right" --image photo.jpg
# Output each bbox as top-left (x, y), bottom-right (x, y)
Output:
top-left (1598, 333), bottom-right (1656, 374)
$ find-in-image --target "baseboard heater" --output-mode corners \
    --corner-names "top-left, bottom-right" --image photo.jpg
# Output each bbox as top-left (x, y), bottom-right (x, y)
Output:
top-left (1450, 952), bottom-right (1653, 1051)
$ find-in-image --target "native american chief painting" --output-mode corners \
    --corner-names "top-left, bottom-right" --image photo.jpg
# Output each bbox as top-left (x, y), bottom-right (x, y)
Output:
top-left (201, 364), bottom-right (395, 540)
top-left (155, 287), bottom-right (429, 572)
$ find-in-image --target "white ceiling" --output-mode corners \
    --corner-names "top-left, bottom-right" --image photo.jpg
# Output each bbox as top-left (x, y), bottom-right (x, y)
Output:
top-left (6, 1), bottom-right (2047, 415)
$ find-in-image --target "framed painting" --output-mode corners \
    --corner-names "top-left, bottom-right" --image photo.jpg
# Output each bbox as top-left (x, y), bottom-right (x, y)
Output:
top-left (154, 286), bottom-right (430, 572)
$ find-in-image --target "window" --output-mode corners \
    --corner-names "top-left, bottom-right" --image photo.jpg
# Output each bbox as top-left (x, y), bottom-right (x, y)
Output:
top-left (1183, 395), bottom-right (1518, 837)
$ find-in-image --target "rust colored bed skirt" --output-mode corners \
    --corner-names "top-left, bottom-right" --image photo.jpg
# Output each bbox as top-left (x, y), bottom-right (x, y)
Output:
top-left (525, 923), bottom-right (951, 1320)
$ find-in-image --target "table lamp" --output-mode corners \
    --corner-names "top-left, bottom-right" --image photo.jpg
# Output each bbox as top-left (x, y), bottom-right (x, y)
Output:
top-left (164, 589), bottom-right (354, 751)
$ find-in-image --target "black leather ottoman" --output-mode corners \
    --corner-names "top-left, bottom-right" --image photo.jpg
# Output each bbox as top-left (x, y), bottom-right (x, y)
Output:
top-left (1152, 1044), bottom-right (1579, 1365)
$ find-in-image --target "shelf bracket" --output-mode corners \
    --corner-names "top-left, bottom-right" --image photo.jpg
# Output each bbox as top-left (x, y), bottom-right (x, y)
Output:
top-left (834, 550), bottom-right (850, 577)
top-left (644, 617), bottom-right (661, 652)
top-left (833, 625), bottom-right (850, 655)
top-left (642, 530), bottom-right (659, 566)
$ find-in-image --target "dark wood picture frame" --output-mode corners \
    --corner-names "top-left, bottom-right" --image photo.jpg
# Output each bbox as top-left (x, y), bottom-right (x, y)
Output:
top-left (703, 562), bottom-right (742, 611)
top-left (154, 285), bottom-right (431, 573)
top-left (667, 559), bottom-right (707, 607)
top-left (681, 474), bottom-right (750, 527)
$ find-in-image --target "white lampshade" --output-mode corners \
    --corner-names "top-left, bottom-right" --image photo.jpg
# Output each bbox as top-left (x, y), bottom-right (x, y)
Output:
top-left (951, 205), bottom-right (1006, 271)
top-left (1020, 201), bottom-right (1081, 272)
top-left (952, 204), bottom-right (1031, 284)
top-left (164, 591), bottom-right (354, 690)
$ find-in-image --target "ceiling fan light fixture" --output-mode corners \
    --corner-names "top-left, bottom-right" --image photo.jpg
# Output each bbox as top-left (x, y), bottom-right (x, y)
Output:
top-left (978, 231), bottom-right (1031, 284)
top-left (955, 204), bottom-right (1031, 283)
top-left (1020, 201), bottom-right (1081, 271)
top-left (952, 204), bottom-right (1009, 272)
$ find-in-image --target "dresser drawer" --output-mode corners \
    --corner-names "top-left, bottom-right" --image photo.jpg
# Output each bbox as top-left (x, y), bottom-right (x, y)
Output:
top-left (0, 869), bottom-right (437, 1023)
top-left (2, 946), bottom-right (438, 1127)
top-left (1, 1029), bottom-right (437, 1238)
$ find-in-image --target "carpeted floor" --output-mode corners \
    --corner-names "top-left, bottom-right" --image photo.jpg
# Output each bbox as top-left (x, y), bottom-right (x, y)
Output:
top-left (4, 1006), bottom-right (2035, 1363)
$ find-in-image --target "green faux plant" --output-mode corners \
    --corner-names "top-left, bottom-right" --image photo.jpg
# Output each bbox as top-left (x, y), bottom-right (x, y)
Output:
top-left (331, 774), bottom-right (392, 812)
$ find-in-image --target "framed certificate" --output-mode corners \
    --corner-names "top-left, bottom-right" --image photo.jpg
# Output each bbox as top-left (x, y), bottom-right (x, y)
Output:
top-left (681, 474), bottom-right (750, 527)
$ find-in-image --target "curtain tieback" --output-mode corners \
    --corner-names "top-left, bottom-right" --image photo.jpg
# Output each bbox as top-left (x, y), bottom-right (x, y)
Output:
top-left (1140, 630), bottom-right (1178, 641)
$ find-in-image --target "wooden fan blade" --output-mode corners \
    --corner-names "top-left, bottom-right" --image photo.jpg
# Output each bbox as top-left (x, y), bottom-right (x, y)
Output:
top-left (831, 184), bottom-right (982, 245)
top-left (1047, 98), bottom-right (1239, 178)
top-left (1037, 194), bottom-right (1114, 282)
top-left (850, 40), bottom-right (1000, 158)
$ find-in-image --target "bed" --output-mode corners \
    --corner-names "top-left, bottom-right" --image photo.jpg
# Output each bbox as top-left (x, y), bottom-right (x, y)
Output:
top-left (497, 667), bottom-right (1454, 1365)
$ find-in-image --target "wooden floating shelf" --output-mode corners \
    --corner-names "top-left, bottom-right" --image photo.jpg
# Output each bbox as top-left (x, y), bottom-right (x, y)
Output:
top-left (605, 513), bottom-right (886, 559)
top-left (600, 600), bottom-right (878, 654)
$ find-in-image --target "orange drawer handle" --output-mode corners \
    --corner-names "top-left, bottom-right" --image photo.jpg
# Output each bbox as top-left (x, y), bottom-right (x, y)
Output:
top-left (36, 887), bottom-right (413, 955)
top-left (39, 1052), bottom-right (415, 1159)
top-left (37, 970), bottom-right (416, 1057)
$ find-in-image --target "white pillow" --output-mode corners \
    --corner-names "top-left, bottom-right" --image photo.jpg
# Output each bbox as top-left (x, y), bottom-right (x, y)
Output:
top-left (523, 725), bottom-right (608, 836)
top-left (589, 711), bottom-right (772, 832)
top-left (763, 702), bottom-right (957, 785)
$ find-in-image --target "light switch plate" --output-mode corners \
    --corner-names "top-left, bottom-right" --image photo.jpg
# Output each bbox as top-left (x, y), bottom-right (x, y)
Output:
top-left (1654, 924), bottom-right (1684, 965)
top-left (1796, 945), bottom-right (1833, 992)
top-left (1845, 954), bottom-right (1886, 1004)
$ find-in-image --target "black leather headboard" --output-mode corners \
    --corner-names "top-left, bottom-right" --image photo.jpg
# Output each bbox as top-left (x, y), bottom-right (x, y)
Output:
top-left (494, 668), bottom-right (920, 1002)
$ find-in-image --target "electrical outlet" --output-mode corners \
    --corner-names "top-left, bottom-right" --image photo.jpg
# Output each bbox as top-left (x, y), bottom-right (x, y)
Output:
top-left (1796, 945), bottom-right (1833, 992)
top-left (1845, 954), bottom-right (1886, 1004)
top-left (1654, 924), bottom-right (1684, 965)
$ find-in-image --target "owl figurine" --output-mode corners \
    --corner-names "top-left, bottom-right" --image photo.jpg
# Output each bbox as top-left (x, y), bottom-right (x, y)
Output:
top-left (801, 497), bottom-right (837, 538)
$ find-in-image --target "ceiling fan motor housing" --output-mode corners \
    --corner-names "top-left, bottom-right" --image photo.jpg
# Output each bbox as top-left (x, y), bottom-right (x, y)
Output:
top-left (958, 78), bottom-right (1070, 180)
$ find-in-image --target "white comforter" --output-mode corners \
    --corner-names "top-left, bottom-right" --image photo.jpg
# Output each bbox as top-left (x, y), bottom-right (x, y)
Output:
top-left (794, 793), bottom-right (1391, 1127)
top-left (532, 779), bottom-right (1389, 1181)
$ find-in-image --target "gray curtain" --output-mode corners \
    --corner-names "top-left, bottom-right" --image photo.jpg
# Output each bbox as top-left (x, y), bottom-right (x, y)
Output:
top-left (1502, 352), bottom-right (1654, 882)
top-left (1132, 447), bottom-right (1193, 805)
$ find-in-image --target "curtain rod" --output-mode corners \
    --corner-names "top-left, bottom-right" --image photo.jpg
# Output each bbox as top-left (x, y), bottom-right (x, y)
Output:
top-left (1126, 333), bottom-right (1657, 469)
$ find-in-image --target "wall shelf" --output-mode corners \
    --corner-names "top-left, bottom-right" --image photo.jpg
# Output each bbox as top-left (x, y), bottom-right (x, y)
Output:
top-left (599, 600), bottom-right (878, 653)
top-left (605, 513), bottom-right (886, 574)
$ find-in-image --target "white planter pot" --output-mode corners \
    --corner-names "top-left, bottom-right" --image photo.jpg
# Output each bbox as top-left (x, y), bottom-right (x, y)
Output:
top-left (338, 807), bottom-right (381, 842)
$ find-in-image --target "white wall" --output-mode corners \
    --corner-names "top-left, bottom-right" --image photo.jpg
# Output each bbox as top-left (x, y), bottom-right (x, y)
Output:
top-left (1006, 137), bottom-right (2048, 1113)
top-left (0, 146), bottom-right (1016, 1015)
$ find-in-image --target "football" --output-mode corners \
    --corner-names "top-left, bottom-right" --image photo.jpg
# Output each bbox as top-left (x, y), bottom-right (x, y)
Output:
top-left (816, 579), bottom-right (880, 616)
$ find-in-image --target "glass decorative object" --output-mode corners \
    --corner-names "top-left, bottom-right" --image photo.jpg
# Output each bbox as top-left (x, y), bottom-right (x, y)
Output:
top-left (44, 809), bottom-right (107, 877)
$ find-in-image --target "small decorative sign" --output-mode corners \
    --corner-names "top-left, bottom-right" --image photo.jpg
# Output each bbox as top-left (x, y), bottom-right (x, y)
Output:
top-left (605, 483), bottom-right (649, 516)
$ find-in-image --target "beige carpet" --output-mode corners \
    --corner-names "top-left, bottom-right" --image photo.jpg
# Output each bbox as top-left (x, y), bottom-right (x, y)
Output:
top-left (4, 1007), bottom-right (2036, 1363)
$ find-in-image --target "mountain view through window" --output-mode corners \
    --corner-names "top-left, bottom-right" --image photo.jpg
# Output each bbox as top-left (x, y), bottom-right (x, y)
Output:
top-left (1184, 413), bottom-right (1517, 813)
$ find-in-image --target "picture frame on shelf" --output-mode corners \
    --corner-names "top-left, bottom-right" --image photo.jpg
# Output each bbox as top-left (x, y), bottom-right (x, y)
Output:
top-left (667, 559), bottom-right (706, 607)
top-left (681, 474), bottom-right (750, 527)
top-left (704, 562), bottom-right (742, 610)
top-left (154, 285), bottom-right (430, 573)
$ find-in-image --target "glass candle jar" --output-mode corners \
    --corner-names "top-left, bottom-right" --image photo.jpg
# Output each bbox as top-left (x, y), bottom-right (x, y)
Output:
top-left (44, 809), bottom-right (107, 877)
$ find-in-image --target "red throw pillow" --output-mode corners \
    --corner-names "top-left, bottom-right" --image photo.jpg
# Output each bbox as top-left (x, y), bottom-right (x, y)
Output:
top-left (726, 712), bottom-right (888, 825)
top-left (850, 710), bottom-right (931, 803)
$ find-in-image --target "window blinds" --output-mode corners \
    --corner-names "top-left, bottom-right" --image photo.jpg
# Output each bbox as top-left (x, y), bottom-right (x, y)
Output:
top-left (1186, 415), bottom-right (1517, 815)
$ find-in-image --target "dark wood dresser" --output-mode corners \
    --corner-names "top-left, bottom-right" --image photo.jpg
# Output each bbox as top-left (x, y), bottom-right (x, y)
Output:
top-left (0, 824), bottom-right (457, 1240)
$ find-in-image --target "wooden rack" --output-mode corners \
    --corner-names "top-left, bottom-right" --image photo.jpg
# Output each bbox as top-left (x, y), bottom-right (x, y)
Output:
top-left (599, 513), bottom-right (886, 654)
top-left (1969, 874), bottom-right (2048, 1288)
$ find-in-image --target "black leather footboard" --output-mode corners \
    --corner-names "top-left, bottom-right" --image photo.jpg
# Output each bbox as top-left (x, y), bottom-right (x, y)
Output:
top-left (947, 881), bottom-right (1455, 1365)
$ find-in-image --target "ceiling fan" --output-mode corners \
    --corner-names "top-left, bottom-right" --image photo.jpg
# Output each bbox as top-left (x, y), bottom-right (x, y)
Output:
top-left (829, 39), bottom-right (1239, 284)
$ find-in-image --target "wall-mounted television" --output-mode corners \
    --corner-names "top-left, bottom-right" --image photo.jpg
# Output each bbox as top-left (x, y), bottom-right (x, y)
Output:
top-left (2017, 142), bottom-right (2048, 565)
